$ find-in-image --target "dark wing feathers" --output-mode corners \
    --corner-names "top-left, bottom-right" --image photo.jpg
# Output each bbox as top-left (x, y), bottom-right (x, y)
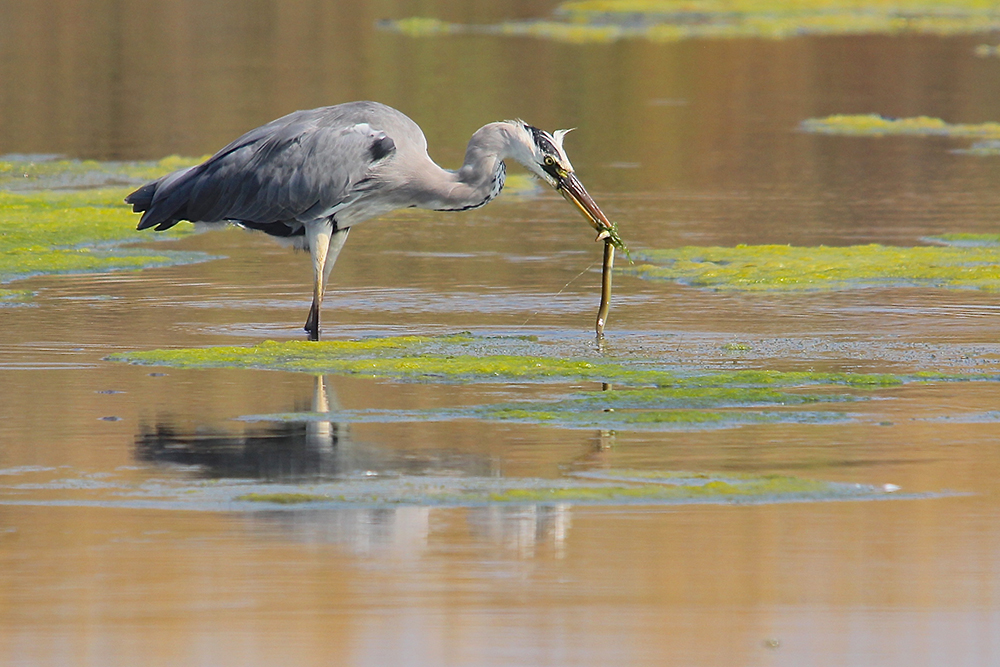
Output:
top-left (369, 135), bottom-right (395, 161)
top-left (127, 111), bottom-right (397, 232)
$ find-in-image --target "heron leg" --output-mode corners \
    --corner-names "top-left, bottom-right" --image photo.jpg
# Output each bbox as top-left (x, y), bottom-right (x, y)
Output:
top-left (304, 223), bottom-right (350, 340)
top-left (304, 222), bottom-right (332, 340)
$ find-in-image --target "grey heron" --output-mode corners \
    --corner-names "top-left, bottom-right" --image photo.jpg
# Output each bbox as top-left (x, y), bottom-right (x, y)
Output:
top-left (126, 101), bottom-right (617, 340)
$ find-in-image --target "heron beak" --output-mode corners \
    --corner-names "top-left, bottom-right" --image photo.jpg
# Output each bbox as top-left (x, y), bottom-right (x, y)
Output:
top-left (555, 172), bottom-right (614, 241)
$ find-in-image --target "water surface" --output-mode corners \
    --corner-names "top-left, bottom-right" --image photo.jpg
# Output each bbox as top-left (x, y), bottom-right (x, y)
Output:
top-left (2, 2), bottom-right (1000, 665)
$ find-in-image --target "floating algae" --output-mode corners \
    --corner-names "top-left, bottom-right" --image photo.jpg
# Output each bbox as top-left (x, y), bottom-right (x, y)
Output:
top-left (571, 468), bottom-right (834, 495)
top-left (236, 492), bottom-right (334, 504)
top-left (0, 288), bottom-right (33, 307)
top-left (114, 333), bottom-right (1000, 433)
top-left (525, 385), bottom-right (840, 408)
top-left (801, 115), bottom-right (1000, 155)
top-left (629, 244), bottom-right (1000, 292)
top-left (0, 465), bottom-right (921, 509)
top-left (111, 333), bottom-right (911, 387)
top-left (111, 333), bottom-right (976, 388)
top-left (235, 364), bottom-right (886, 431)
top-left (476, 406), bottom-right (845, 430)
top-left (801, 114), bottom-right (1000, 139)
top-left (228, 470), bottom-right (916, 506)
top-left (0, 155), bottom-right (206, 192)
top-left (0, 186), bottom-right (212, 298)
top-left (477, 473), bottom-right (839, 503)
top-left (242, 382), bottom-right (856, 431)
top-left (109, 337), bottom-right (634, 381)
top-left (674, 368), bottom-right (902, 387)
top-left (378, 0), bottom-right (1000, 44)
top-left (470, 383), bottom-right (854, 429)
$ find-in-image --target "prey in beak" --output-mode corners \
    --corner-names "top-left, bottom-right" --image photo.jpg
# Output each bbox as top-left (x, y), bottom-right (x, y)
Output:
top-left (529, 128), bottom-right (628, 342)
top-left (514, 120), bottom-right (628, 341)
top-left (555, 171), bottom-right (625, 249)
top-left (540, 155), bottom-right (627, 253)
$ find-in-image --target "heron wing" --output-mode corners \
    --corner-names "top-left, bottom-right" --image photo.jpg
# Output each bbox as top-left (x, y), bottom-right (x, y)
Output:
top-left (129, 110), bottom-right (396, 232)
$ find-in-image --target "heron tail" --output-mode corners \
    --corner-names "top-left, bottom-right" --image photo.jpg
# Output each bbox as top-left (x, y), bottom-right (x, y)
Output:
top-left (126, 166), bottom-right (199, 231)
top-left (125, 182), bottom-right (156, 213)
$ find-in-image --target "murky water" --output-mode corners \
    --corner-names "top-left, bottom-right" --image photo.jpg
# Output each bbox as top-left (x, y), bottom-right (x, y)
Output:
top-left (3, 2), bottom-right (1000, 665)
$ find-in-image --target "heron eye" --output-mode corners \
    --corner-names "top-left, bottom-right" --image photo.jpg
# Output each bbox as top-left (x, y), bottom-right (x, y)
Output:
top-left (543, 156), bottom-right (555, 167)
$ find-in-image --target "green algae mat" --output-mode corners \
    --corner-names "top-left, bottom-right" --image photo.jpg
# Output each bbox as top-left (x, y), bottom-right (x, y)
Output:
top-left (0, 155), bottom-right (203, 192)
top-left (629, 241), bottom-right (1000, 292)
top-left (379, 0), bottom-right (1000, 43)
top-left (110, 333), bottom-right (1000, 432)
top-left (802, 115), bottom-right (1000, 140)
top-left (231, 470), bottom-right (911, 507)
top-left (802, 114), bottom-right (1000, 155)
top-left (0, 465), bottom-right (919, 511)
top-left (0, 157), bottom-right (212, 304)
top-left (109, 332), bottom-right (906, 385)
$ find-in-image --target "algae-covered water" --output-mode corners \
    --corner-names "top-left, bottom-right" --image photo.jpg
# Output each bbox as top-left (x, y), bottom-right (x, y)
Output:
top-left (3, 2), bottom-right (1000, 666)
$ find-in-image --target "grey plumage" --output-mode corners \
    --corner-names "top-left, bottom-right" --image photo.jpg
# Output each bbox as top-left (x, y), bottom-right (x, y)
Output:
top-left (130, 103), bottom-right (400, 235)
top-left (127, 100), bottom-right (612, 340)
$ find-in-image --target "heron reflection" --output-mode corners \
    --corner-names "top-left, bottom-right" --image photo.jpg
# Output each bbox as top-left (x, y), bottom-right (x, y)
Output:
top-left (246, 498), bottom-right (571, 559)
top-left (134, 375), bottom-right (572, 556)
top-left (135, 376), bottom-right (352, 480)
top-left (134, 375), bottom-right (491, 481)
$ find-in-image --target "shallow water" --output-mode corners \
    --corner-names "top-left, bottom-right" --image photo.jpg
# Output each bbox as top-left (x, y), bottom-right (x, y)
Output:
top-left (3, 2), bottom-right (1000, 666)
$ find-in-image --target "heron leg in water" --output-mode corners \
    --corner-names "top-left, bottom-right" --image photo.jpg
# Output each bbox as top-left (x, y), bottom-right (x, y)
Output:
top-left (304, 223), bottom-right (351, 340)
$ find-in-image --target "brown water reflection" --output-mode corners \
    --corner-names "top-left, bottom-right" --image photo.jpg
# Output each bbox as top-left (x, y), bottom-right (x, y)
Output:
top-left (3, 1), bottom-right (1000, 665)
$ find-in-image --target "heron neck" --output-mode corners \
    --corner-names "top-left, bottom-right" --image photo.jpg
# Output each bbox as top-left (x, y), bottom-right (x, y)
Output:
top-left (418, 123), bottom-right (510, 212)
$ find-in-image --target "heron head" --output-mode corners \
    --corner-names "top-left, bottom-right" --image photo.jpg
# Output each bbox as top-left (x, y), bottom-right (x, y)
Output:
top-left (507, 122), bottom-right (575, 187)
top-left (506, 121), bottom-right (616, 241)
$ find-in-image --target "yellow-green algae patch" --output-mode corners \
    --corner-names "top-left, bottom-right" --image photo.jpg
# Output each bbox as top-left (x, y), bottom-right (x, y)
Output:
top-left (0, 288), bottom-right (33, 306)
top-left (241, 378), bottom-right (863, 432)
top-left (570, 469), bottom-right (839, 495)
top-left (114, 334), bottom-right (1000, 432)
top-left (801, 114), bottom-right (1000, 139)
top-left (0, 155), bottom-right (206, 191)
top-left (112, 333), bottom-right (999, 435)
top-left (675, 369), bottom-right (901, 387)
top-left (472, 469), bottom-right (890, 504)
top-left (487, 486), bottom-right (681, 502)
top-left (379, 0), bottom-right (1000, 43)
top-left (481, 374), bottom-right (881, 430)
top-left (630, 244), bottom-right (1000, 292)
top-left (526, 469), bottom-right (830, 498)
top-left (478, 406), bottom-right (833, 429)
top-left (0, 465), bottom-right (925, 509)
top-left (0, 188), bottom-right (209, 290)
top-left (235, 492), bottom-right (333, 504)
top-left (801, 116), bottom-right (1000, 156)
top-left (227, 470), bottom-right (904, 507)
top-left (110, 336), bottom-right (632, 381)
top-left (473, 386), bottom-right (851, 428)
top-left (557, 385), bottom-right (832, 407)
top-left (486, 406), bottom-right (736, 425)
top-left (110, 334), bottom-right (913, 389)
